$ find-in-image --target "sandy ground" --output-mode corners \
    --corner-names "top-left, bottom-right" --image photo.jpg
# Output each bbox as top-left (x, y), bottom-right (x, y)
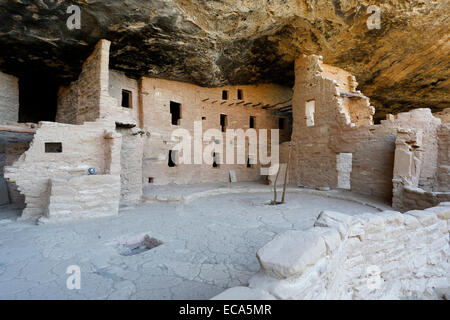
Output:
top-left (0, 191), bottom-right (384, 300)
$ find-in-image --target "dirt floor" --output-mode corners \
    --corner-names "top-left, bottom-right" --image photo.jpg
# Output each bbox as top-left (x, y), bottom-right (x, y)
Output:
top-left (0, 189), bottom-right (386, 299)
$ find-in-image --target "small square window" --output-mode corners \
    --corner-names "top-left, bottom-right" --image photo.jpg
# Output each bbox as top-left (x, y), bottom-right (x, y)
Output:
top-left (249, 116), bottom-right (255, 129)
top-left (222, 90), bottom-right (228, 100)
top-left (237, 89), bottom-right (243, 100)
top-left (121, 90), bottom-right (132, 108)
top-left (170, 101), bottom-right (181, 126)
top-left (220, 114), bottom-right (227, 132)
top-left (45, 142), bottom-right (62, 153)
top-left (148, 177), bottom-right (154, 184)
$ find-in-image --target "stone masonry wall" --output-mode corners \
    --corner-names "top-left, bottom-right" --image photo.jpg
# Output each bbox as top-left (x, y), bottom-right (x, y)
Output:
top-left (57, 40), bottom-right (136, 127)
top-left (4, 120), bottom-right (118, 219)
top-left (0, 71), bottom-right (19, 124)
top-left (117, 127), bottom-right (144, 204)
top-left (44, 174), bottom-right (121, 221)
top-left (437, 123), bottom-right (450, 191)
top-left (5, 39), bottom-right (139, 220)
top-left (214, 203), bottom-right (450, 300)
top-left (140, 77), bottom-right (292, 185)
top-left (56, 41), bottom-right (104, 124)
top-left (290, 54), bottom-right (444, 203)
top-left (0, 132), bottom-right (33, 206)
top-left (392, 125), bottom-right (449, 212)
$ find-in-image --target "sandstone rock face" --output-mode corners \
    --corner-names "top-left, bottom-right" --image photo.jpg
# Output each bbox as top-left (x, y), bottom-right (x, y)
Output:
top-left (0, 1), bottom-right (448, 119)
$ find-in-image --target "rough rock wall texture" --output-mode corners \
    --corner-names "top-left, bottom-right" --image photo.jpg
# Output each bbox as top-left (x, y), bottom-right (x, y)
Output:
top-left (1, 1), bottom-right (448, 119)
top-left (140, 77), bottom-right (292, 185)
top-left (215, 203), bottom-right (450, 300)
top-left (0, 71), bottom-right (19, 124)
top-left (434, 108), bottom-right (450, 123)
top-left (290, 54), bottom-right (444, 203)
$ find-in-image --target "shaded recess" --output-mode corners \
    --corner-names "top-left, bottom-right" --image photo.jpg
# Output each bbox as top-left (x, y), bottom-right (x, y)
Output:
top-left (0, 0), bottom-right (448, 118)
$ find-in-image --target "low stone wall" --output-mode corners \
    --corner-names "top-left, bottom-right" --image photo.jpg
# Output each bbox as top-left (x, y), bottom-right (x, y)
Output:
top-left (398, 186), bottom-right (450, 211)
top-left (42, 174), bottom-right (120, 222)
top-left (4, 119), bottom-right (121, 219)
top-left (213, 203), bottom-right (450, 300)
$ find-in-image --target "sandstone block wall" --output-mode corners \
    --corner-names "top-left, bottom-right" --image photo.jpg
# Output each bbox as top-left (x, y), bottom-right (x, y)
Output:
top-left (4, 39), bottom-right (143, 220)
top-left (0, 132), bottom-right (33, 206)
top-left (437, 123), bottom-right (450, 191)
top-left (4, 120), bottom-right (119, 219)
top-left (0, 71), bottom-right (19, 124)
top-left (140, 77), bottom-right (292, 185)
top-left (57, 40), bottom-right (136, 127)
top-left (45, 175), bottom-right (120, 221)
top-left (117, 127), bottom-right (144, 204)
top-left (392, 125), bottom-right (450, 212)
top-left (290, 54), bottom-right (446, 204)
top-left (399, 187), bottom-right (450, 211)
top-left (108, 70), bottom-right (140, 123)
top-left (56, 41), bottom-right (105, 124)
top-left (215, 203), bottom-right (450, 300)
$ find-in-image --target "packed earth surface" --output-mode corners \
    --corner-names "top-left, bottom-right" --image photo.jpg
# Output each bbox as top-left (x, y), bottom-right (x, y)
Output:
top-left (0, 191), bottom-right (383, 299)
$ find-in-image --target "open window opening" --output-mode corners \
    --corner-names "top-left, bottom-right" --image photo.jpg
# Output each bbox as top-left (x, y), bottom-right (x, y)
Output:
top-left (222, 90), bottom-right (228, 100)
top-left (148, 177), bottom-right (154, 184)
top-left (121, 89), bottom-right (132, 108)
top-left (220, 114), bottom-right (227, 132)
top-left (237, 89), bottom-right (243, 100)
top-left (168, 150), bottom-right (178, 167)
top-left (305, 100), bottom-right (315, 127)
top-left (278, 118), bottom-right (285, 130)
top-left (45, 142), bottom-right (62, 153)
top-left (212, 152), bottom-right (220, 168)
top-left (249, 116), bottom-right (255, 129)
top-left (19, 76), bottom-right (58, 123)
top-left (247, 156), bottom-right (253, 168)
top-left (170, 101), bottom-right (181, 126)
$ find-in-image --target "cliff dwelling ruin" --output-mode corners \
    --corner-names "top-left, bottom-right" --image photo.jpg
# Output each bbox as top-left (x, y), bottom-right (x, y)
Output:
top-left (0, 0), bottom-right (448, 301)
